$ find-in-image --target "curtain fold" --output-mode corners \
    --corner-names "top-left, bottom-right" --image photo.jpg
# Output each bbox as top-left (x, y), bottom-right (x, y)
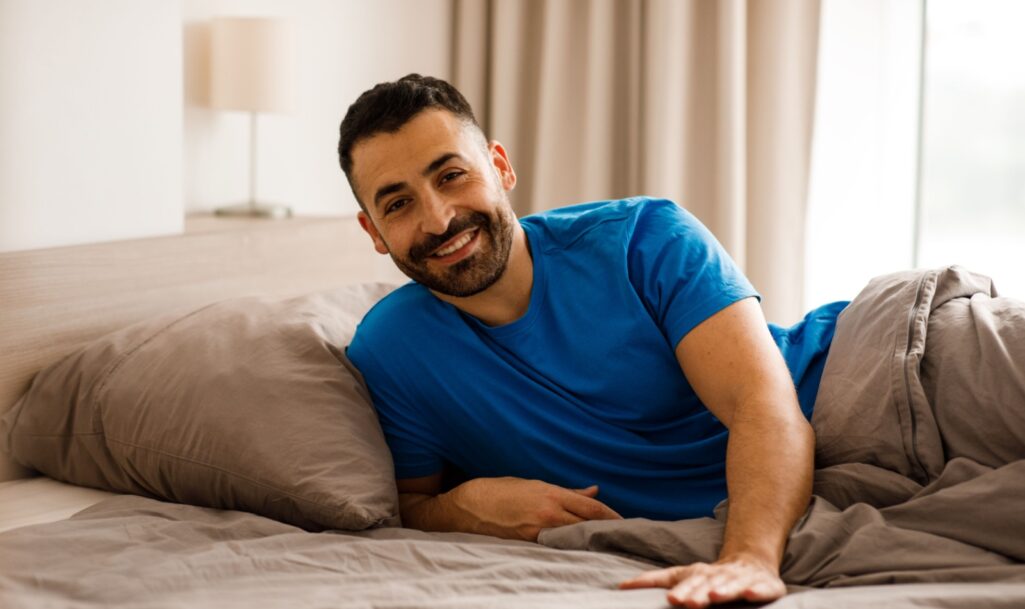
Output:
top-left (452, 0), bottom-right (820, 325)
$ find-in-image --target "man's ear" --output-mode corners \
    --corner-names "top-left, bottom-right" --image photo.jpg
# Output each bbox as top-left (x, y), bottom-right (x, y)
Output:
top-left (488, 140), bottom-right (517, 192)
top-left (357, 211), bottom-right (390, 255)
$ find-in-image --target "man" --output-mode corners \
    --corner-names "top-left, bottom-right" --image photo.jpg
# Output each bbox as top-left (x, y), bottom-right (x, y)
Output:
top-left (338, 74), bottom-right (848, 608)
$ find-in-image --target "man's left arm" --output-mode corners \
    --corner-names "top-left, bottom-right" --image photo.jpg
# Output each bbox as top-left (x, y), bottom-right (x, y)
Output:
top-left (619, 296), bottom-right (814, 608)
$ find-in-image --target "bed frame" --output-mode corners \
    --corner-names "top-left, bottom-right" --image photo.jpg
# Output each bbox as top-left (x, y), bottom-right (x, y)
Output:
top-left (0, 214), bottom-right (404, 482)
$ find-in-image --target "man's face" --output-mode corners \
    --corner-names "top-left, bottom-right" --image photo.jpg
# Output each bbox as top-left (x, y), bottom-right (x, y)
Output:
top-left (351, 109), bottom-right (518, 298)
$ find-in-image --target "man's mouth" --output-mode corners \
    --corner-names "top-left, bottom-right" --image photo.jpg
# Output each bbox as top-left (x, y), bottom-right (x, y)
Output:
top-left (429, 227), bottom-right (480, 262)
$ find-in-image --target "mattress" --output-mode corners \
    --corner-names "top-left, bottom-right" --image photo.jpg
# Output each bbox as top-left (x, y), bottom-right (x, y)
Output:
top-left (0, 476), bottom-right (119, 534)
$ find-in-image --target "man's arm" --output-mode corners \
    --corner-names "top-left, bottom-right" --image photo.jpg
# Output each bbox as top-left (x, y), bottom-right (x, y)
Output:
top-left (620, 297), bottom-right (814, 607)
top-left (397, 471), bottom-right (622, 541)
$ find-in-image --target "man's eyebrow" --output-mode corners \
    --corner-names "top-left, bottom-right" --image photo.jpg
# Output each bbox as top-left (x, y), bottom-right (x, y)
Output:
top-left (372, 182), bottom-right (406, 210)
top-left (372, 152), bottom-right (466, 209)
top-left (422, 152), bottom-right (464, 178)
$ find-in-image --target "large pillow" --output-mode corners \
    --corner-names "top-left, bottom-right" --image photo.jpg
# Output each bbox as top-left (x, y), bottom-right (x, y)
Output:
top-left (0, 282), bottom-right (402, 531)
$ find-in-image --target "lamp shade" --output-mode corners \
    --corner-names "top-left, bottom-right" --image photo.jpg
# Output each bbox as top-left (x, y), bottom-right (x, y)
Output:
top-left (210, 17), bottom-right (296, 113)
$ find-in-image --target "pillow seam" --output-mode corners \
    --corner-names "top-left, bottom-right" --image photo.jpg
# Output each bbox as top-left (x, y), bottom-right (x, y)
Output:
top-left (4, 305), bottom-right (220, 447)
top-left (92, 301), bottom-right (226, 403)
top-left (10, 431), bottom-right (104, 438)
top-left (105, 435), bottom-right (377, 518)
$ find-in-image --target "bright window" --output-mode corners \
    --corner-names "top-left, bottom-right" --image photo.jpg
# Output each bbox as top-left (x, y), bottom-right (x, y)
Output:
top-left (917, 0), bottom-right (1025, 298)
top-left (805, 0), bottom-right (1025, 310)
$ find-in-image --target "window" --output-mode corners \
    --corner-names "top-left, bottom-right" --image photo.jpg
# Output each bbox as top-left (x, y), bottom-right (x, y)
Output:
top-left (917, 0), bottom-right (1025, 297)
top-left (805, 0), bottom-right (1024, 310)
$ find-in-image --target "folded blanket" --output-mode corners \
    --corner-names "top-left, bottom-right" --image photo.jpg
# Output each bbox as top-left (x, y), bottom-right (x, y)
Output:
top-left (812, 264), bottom-right (1024, 482)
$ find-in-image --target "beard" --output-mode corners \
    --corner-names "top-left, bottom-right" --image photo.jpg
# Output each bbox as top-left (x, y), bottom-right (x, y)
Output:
top-left (388, 203), bottom-right (517, 298)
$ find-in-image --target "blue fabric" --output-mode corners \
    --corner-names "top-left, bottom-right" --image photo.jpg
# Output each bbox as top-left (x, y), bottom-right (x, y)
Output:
top-left (347, 197), bottom-right (848, 521)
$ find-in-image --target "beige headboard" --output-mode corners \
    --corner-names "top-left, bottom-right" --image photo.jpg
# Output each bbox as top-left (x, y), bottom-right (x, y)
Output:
top-left (0, 214), bottom-right (405, 482)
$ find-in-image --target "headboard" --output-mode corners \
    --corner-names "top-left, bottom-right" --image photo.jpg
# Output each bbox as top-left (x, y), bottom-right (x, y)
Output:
top-left (0, 214), bottom-right (405, 482)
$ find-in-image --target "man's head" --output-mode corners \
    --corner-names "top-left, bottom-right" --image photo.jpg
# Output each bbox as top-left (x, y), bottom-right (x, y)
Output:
top-left (337, 74), bottom-right (519, 298)
top-left (338, 74), bottom-right (481, 193)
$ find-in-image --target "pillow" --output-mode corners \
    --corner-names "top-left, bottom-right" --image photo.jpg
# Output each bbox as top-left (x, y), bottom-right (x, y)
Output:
top-left (0, 282), bottom-right (402, 531)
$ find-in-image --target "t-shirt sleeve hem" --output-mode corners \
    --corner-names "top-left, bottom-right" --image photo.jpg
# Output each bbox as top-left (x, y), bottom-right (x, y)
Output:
top-left (667, 288), bottom-right (762, 349)
top-left (394, 460), bottom-right (444, 480)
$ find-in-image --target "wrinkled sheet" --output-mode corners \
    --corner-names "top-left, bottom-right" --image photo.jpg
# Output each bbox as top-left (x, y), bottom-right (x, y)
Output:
top-left (2, 265), bottom-right (1024, 608)
top-left (0, 495), bottom-right (667, 609)
top-left (2, 494), bottom-right (1023, 609)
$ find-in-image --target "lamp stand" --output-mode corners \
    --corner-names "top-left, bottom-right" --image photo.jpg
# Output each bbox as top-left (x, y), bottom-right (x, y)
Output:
top-left (215, 112), bottom-right (293, 219)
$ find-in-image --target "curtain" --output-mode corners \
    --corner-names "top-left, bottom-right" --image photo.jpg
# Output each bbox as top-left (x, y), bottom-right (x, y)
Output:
top-left (451, 0), bottom-right (821, 325)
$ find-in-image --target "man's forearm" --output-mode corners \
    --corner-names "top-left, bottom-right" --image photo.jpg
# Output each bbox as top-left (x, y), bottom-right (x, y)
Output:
top-left (399, 490), bottom-right (478, 533)
top-left (400, 477), bottom-right (622, 540)
top-left (719, 397), bottom-right (815, 569)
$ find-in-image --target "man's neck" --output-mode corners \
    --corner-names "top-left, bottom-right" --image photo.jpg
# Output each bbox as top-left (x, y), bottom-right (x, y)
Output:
top-left (430, 225), bottom-right (533, 327)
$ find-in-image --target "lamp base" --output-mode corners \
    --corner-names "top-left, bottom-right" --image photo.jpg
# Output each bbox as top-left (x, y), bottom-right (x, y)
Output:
top-left (214, 202), bottom-right (293, 219)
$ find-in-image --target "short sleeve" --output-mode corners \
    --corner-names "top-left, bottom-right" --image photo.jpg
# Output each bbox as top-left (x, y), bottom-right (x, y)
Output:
top-left (345, 337), bottom-right (444, 480)
top-left (627, 199), bottom-right (761, 348)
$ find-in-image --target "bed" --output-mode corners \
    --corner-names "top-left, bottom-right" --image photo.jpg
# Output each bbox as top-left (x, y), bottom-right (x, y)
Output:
top-left (1, 214), bottom-right (1023, 608)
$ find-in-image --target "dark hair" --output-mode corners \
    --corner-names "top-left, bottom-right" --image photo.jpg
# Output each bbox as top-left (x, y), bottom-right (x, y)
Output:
top-left (337, 73), bottom-right (483, 207)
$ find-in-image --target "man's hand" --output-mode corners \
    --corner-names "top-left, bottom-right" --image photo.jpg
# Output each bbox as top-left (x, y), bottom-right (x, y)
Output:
top-left (447, 477), bottom-right (622, 541)
top-left (618, 553), bottom-right (785, 608)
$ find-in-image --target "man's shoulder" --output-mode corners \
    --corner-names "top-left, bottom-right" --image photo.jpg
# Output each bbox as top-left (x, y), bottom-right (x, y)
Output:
top-left (350, 281), bottom-right (440, 345)
top-left (524, 195), bottom-right (678, 226)
top-left (522, 196), bottom-right (682, 248)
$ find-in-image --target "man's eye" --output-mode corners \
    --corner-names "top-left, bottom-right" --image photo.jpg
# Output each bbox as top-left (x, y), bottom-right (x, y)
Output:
top-left (385, 199), bottom-right (409, 215)
top-left (441, 171), bottom-right (463, 184)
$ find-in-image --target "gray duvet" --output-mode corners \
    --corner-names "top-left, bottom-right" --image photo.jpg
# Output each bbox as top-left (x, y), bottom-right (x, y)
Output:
top-left (2, 265), bottom-right (1024, 608)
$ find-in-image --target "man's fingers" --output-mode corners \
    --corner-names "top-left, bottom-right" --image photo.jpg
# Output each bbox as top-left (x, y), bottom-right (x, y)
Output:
top-left (561, 484), bottom-right (622, 520)
top-left (620, 561), bottom-right (787, 608)
top-left (555, 511), bottom-right (585, 527)
top-left (669, 572), bottom-right (746, 608)
top-left (619, 561), bottom-right (787, 608)
top-left (619, 566), bottom-right (688, 589)
top-left (678, 576), bottom-right (777, 608)
top-left (562, 490), bottom-right (623, 520)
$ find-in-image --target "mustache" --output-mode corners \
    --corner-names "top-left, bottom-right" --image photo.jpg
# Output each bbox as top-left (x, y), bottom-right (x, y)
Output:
top-left (409, 212), bottom-right (491, 261)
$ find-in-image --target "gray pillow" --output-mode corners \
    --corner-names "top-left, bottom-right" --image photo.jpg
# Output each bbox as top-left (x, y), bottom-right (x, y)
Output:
top-left (0, 282), bottom-right (401, 531)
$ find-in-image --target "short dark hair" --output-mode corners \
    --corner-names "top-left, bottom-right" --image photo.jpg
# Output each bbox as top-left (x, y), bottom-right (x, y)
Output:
top-left (337, 73), bottom-right (483, 208)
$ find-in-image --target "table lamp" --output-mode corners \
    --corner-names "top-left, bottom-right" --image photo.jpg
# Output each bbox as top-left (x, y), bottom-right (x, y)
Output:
top-left (210, 16), bottom-right (295, 218)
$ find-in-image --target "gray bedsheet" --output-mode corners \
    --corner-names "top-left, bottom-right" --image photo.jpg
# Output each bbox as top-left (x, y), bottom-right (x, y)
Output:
top-left (1, 494), bottom-right (1023, 609)
top-left (2, 265), bottom-right (1024, 608)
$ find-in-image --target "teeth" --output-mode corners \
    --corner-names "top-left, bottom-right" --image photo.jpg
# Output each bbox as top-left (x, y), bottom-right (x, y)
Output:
top-left (434, 231), bottom-right (475, 257)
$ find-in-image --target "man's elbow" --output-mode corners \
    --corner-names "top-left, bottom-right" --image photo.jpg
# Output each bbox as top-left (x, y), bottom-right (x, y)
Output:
top-left (398, 492), bottom-right (434, 528)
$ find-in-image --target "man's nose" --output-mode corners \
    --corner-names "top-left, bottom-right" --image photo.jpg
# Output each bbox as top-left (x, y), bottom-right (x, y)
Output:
top-left (419, 191), bottom-right (455, 235)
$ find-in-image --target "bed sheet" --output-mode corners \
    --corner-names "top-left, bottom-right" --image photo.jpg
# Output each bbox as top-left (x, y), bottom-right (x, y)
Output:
top-left (2, 494), bottom-right (1024, 609)
top-left (0, 476), bottom-right (119, 534)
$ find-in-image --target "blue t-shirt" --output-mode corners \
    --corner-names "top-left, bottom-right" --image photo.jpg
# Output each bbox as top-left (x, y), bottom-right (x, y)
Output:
top-left (347, 197), bottom-right (848, 521)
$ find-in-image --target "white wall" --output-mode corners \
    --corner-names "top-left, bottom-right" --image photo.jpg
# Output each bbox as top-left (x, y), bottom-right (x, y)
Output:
top-left (183, 0), bottom-right (453, 216)
top-left (0, 0), bottom-right (452, 253)
top-left (0, 0), bottom-right (184, 253)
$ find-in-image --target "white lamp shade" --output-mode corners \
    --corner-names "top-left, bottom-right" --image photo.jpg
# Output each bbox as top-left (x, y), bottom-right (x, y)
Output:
top-left (210, 17), bottom-right (296, 113)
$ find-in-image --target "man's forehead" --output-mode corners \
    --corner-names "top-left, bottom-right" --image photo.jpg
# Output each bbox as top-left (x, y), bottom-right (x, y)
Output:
top-left (353, 110), bottom-right (480, 192)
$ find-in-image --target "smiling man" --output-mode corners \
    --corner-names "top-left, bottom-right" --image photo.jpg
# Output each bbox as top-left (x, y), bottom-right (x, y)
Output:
top-left (338, 74), bottom-right (848, 608)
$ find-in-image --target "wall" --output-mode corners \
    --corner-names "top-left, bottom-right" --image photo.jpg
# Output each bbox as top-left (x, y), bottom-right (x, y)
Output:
top-left (0, 0), bottom-right (184, 253)
top-left (183, 0), bottom-right (453, 216)
top-left (0, 0), bottom-right (453, 253)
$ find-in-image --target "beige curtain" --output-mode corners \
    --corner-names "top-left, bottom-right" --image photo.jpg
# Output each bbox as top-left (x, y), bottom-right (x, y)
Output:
top-left (451, 0), bottom-right (820, 325)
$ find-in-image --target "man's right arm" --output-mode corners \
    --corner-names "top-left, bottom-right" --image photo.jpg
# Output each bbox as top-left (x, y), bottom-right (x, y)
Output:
top-left (397, 472), bottom-right (623, 542)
